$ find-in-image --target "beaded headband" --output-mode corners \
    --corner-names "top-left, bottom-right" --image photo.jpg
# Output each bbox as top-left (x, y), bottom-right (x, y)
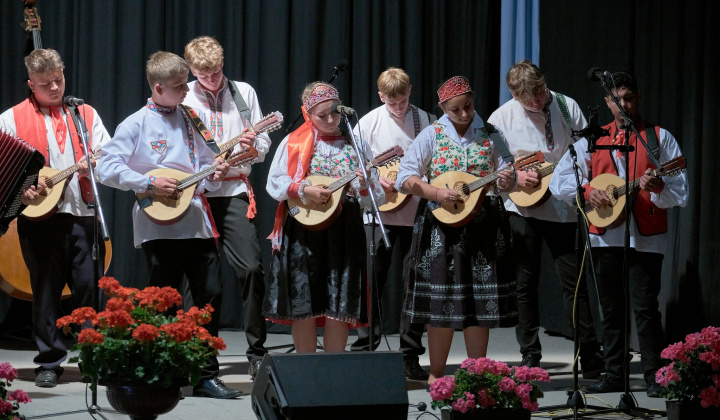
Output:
top-left (303, 84), bottom-right (339, 110)
top-left (437, 76), bottom-right (472, 103)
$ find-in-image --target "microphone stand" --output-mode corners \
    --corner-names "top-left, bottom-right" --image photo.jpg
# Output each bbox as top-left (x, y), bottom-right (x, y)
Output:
top-left (285, 65), bottom-right (346, 134)
top-left (67, 105), bottom-right (113, 420)
top-left (340, 113), bottom-right (390, 355)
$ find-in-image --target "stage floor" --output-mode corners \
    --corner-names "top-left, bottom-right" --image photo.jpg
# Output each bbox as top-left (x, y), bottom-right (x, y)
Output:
top-left (1, 327), bottom-right (669, 419)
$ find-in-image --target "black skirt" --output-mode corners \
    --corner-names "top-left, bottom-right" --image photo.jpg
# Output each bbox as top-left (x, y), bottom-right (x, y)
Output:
top-left (263, 197), bottom-right (368, 327)
top-left (403, 196), bottom-right (518, 329)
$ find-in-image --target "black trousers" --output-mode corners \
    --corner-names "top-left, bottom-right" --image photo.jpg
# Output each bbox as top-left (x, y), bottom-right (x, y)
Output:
top-left (142, 237), bottom-right (222, 379)
top-left (350, 224), bottom-right (426, 359)
top-left (593, 247), bottom-right (664, 384)
top-left (207, 193), bottom-right (267, 362)
top-left (509, 214), bottom-right (600, 358)
top-left (18, 214), bottom-right (105, 373)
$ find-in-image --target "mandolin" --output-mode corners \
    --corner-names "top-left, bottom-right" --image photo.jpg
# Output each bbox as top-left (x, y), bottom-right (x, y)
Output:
top-left (585, 156), bottom-right (687, 228)
top-left (430, 151), bottom-right (543, 227)
top-left (508, 151), bottom-right (558, 208)
top-left (287, 146), bottom-right (403, 230)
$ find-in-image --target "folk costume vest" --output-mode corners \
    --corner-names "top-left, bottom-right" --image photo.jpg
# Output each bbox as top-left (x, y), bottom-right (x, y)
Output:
top-left (587, 121), bottom-right (666, 236)
top-left (427, 122), bottom-right (495, 181)
top-left (13, 96), bottom-right (96, 204)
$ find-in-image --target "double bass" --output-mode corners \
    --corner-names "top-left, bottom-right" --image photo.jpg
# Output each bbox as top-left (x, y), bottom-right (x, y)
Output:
top-left (0, 1), bottom-right (112, 301)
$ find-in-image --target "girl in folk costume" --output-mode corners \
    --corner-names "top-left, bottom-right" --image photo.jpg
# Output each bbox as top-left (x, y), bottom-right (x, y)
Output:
top-left (395, 76), bottom-right (518, 384)
top-left (265, 82), bottom-right (384, 352)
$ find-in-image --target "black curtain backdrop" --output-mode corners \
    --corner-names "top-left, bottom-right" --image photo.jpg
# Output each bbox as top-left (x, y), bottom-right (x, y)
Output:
top-left (0, 1), bottom-right (717, 343)
top-left (0, 0), bottom-right (501, 332)
top-left (539, 0), bottom-right (720, 343)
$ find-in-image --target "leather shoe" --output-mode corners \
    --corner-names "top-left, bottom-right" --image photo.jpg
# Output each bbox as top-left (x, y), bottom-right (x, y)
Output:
top-left (404, 357), bottom-right (429, 381)
top-left (520, 354), bottom-right (541, 368)
top-left (35, 370), bottom-right (58, 388)
top-left (646, 382), bottom-right (663, 398)
top-left (248, 359), bottom-right (262, 381)
top-left (580, 352), bottom-right (605, 380)
top-left (585, 374), bottom-right (623, 393)
top-left (192, 378), bottom-right (242, 399)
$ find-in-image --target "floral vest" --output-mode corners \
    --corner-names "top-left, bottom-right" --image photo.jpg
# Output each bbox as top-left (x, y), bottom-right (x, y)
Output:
top-left (309, 141), bottom-right (359, 181)
top-left (427, 122), bottom-right (494, 181)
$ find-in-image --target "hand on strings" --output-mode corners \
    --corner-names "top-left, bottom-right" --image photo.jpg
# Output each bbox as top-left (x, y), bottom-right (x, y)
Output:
top-left (238, 128), bottom-right (256, 149)
top-left (496, 168), bottom-right (517, 191)
top-left (639, 168), bottom-right (663, 192)
top-left (209, 157), bottom-right (230, 182)
top-left (21, 182), bottom-right (43, 205)
top-left (588, 188), bottom-right (611, 209)
top-left (379, 176), bottom-right (396, 193)
top-left (435, 187), bottom-right (460, 205)
top-left (305, 185), bottom-right (331, 204)
top-left (355, 169), bottom-right (369, 189)
top-left (77, 155), bottom-right (96, 177)
top-left (153, 177), bottom-right (179, 196)
top-left (516, 168), bottom-right (539, 188)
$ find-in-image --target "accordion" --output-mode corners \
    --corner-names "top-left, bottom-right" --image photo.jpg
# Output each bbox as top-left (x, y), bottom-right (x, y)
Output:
top-left (0, 130), bottom-right (45, 236)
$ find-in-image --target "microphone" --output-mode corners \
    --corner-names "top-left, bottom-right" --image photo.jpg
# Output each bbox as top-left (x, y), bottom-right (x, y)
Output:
top-left (333, 59), bottom-right (349, 73)
top-left (64, 96), bottom-right (85, 106)
top-left (331, 103), bottom-right (356, 116)
top-left (587, 67), bottom-right (611, 82)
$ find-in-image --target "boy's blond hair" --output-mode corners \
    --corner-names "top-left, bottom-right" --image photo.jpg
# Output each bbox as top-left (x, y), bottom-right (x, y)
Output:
top-left (377, 67), bottom-right (411, 98)
top-left (146, 51), bottom-right (189, 88)
top-left (24, 48), bottom-right (64, 74)
top-left (506, 60), bottom-right (546, 99)
top-left (184, 36), bottom-right (224, 72)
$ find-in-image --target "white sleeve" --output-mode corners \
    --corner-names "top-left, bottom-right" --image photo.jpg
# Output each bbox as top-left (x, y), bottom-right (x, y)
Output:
top-left (265, 136), bottom-right (295, 202)
top-left (651, 128), bottom-right (688, 209)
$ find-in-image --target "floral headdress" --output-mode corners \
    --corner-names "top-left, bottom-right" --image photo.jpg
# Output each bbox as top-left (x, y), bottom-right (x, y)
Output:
top-left (302, 83), bottom-right (339, 110)
top-left (437, 76), bottom-right (472, 103)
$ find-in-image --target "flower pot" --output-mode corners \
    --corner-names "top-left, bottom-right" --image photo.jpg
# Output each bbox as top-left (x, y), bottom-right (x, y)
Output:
top-left (666, 400), bottom-right (720, 420)
top-left (99, 377), bottom-right (181, 420)
top-left (441, 408), bottom-right (531, 420)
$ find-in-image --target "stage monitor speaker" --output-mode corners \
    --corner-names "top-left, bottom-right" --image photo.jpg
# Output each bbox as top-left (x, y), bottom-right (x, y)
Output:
top-left (251, 351), bottom-right (408, 420)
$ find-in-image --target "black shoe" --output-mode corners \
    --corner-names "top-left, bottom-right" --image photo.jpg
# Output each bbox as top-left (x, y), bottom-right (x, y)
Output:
top-left (35, 370), bottom-right (58, 388)
top-left (646, 382), bottom-right (663, 398)
top-left (192, 378), bottom-right (242, 399)
top-left (585, 374), bottom-right (623, 393)
top-left (580, 352), bottom-right (605, 380)
top-left (520, 354), bottom-right (541, 368)
top-left (404, 358), bottom-right (429, 381)
top-left (248, 359), bottom-right (262, 381)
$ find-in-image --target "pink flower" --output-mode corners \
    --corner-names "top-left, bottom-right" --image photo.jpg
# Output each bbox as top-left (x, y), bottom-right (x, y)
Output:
top-left (0, 400), bottom-right (14, 415)
top-left (515, 383), bottom-right (532, 400)
top-left (477, 389), bottom-right (496, 409)
top-left (429, 376), bottom-right (456, 401)
top-left (699, 350), bottom-right (720, 370)
top-left (0, 362), bottom-right (18, 381)
top-left (498, 376), bottom-right (516, 392)
top-left (452, 397), bottom-right (469, 413)
top-left (8, 389), bottom-right (31, 404)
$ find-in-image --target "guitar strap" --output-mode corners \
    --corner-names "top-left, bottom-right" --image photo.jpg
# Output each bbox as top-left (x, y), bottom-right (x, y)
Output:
top-left (482, 121), bottom-right (514, 165)
top-left (555, 93), bottom-right (573, 131)
top-left (227, 81), bottom-right (253, 122)
top-left (179, 104), bottom-right (221, 154)
top-left (644, 124), bottom-right (660, 161)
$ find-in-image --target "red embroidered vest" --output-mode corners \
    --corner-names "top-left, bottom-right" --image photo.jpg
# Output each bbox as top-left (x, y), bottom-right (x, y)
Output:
top-left (13, 96), bottom-right (96, 203)
top-left (587, 121), bottom-right (666, 236)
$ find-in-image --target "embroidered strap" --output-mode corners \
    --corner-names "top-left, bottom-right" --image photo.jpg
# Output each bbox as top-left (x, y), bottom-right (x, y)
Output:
top-left (226, 81), bottom-right (252, 122)
top-left (482, 121), bottom-right (514, 165)
top-left (555, 93), bottom-right (573, 131)
top-left (179, 104), bottom-right (220, 154)
top-left (410, 105), bottom-right (421, 137)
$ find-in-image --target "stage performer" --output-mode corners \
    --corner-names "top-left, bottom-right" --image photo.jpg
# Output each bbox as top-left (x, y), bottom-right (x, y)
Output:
top-left (488, 60), bottom-right (604, 377)
top-left (395, 76), bottom-right (518, 385)
top-left (349, 67), bottom-right (434, 380)
top-left (550, 72), bottom-right (688, 397)
top-left (183, 36), bottom-right (270, 381)
top-left (97, 51), bottom-right (239, 399)
top-left (0, 48), bottom-right (111, 388)
top-left (265, 82), bottom-right (384, 353)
